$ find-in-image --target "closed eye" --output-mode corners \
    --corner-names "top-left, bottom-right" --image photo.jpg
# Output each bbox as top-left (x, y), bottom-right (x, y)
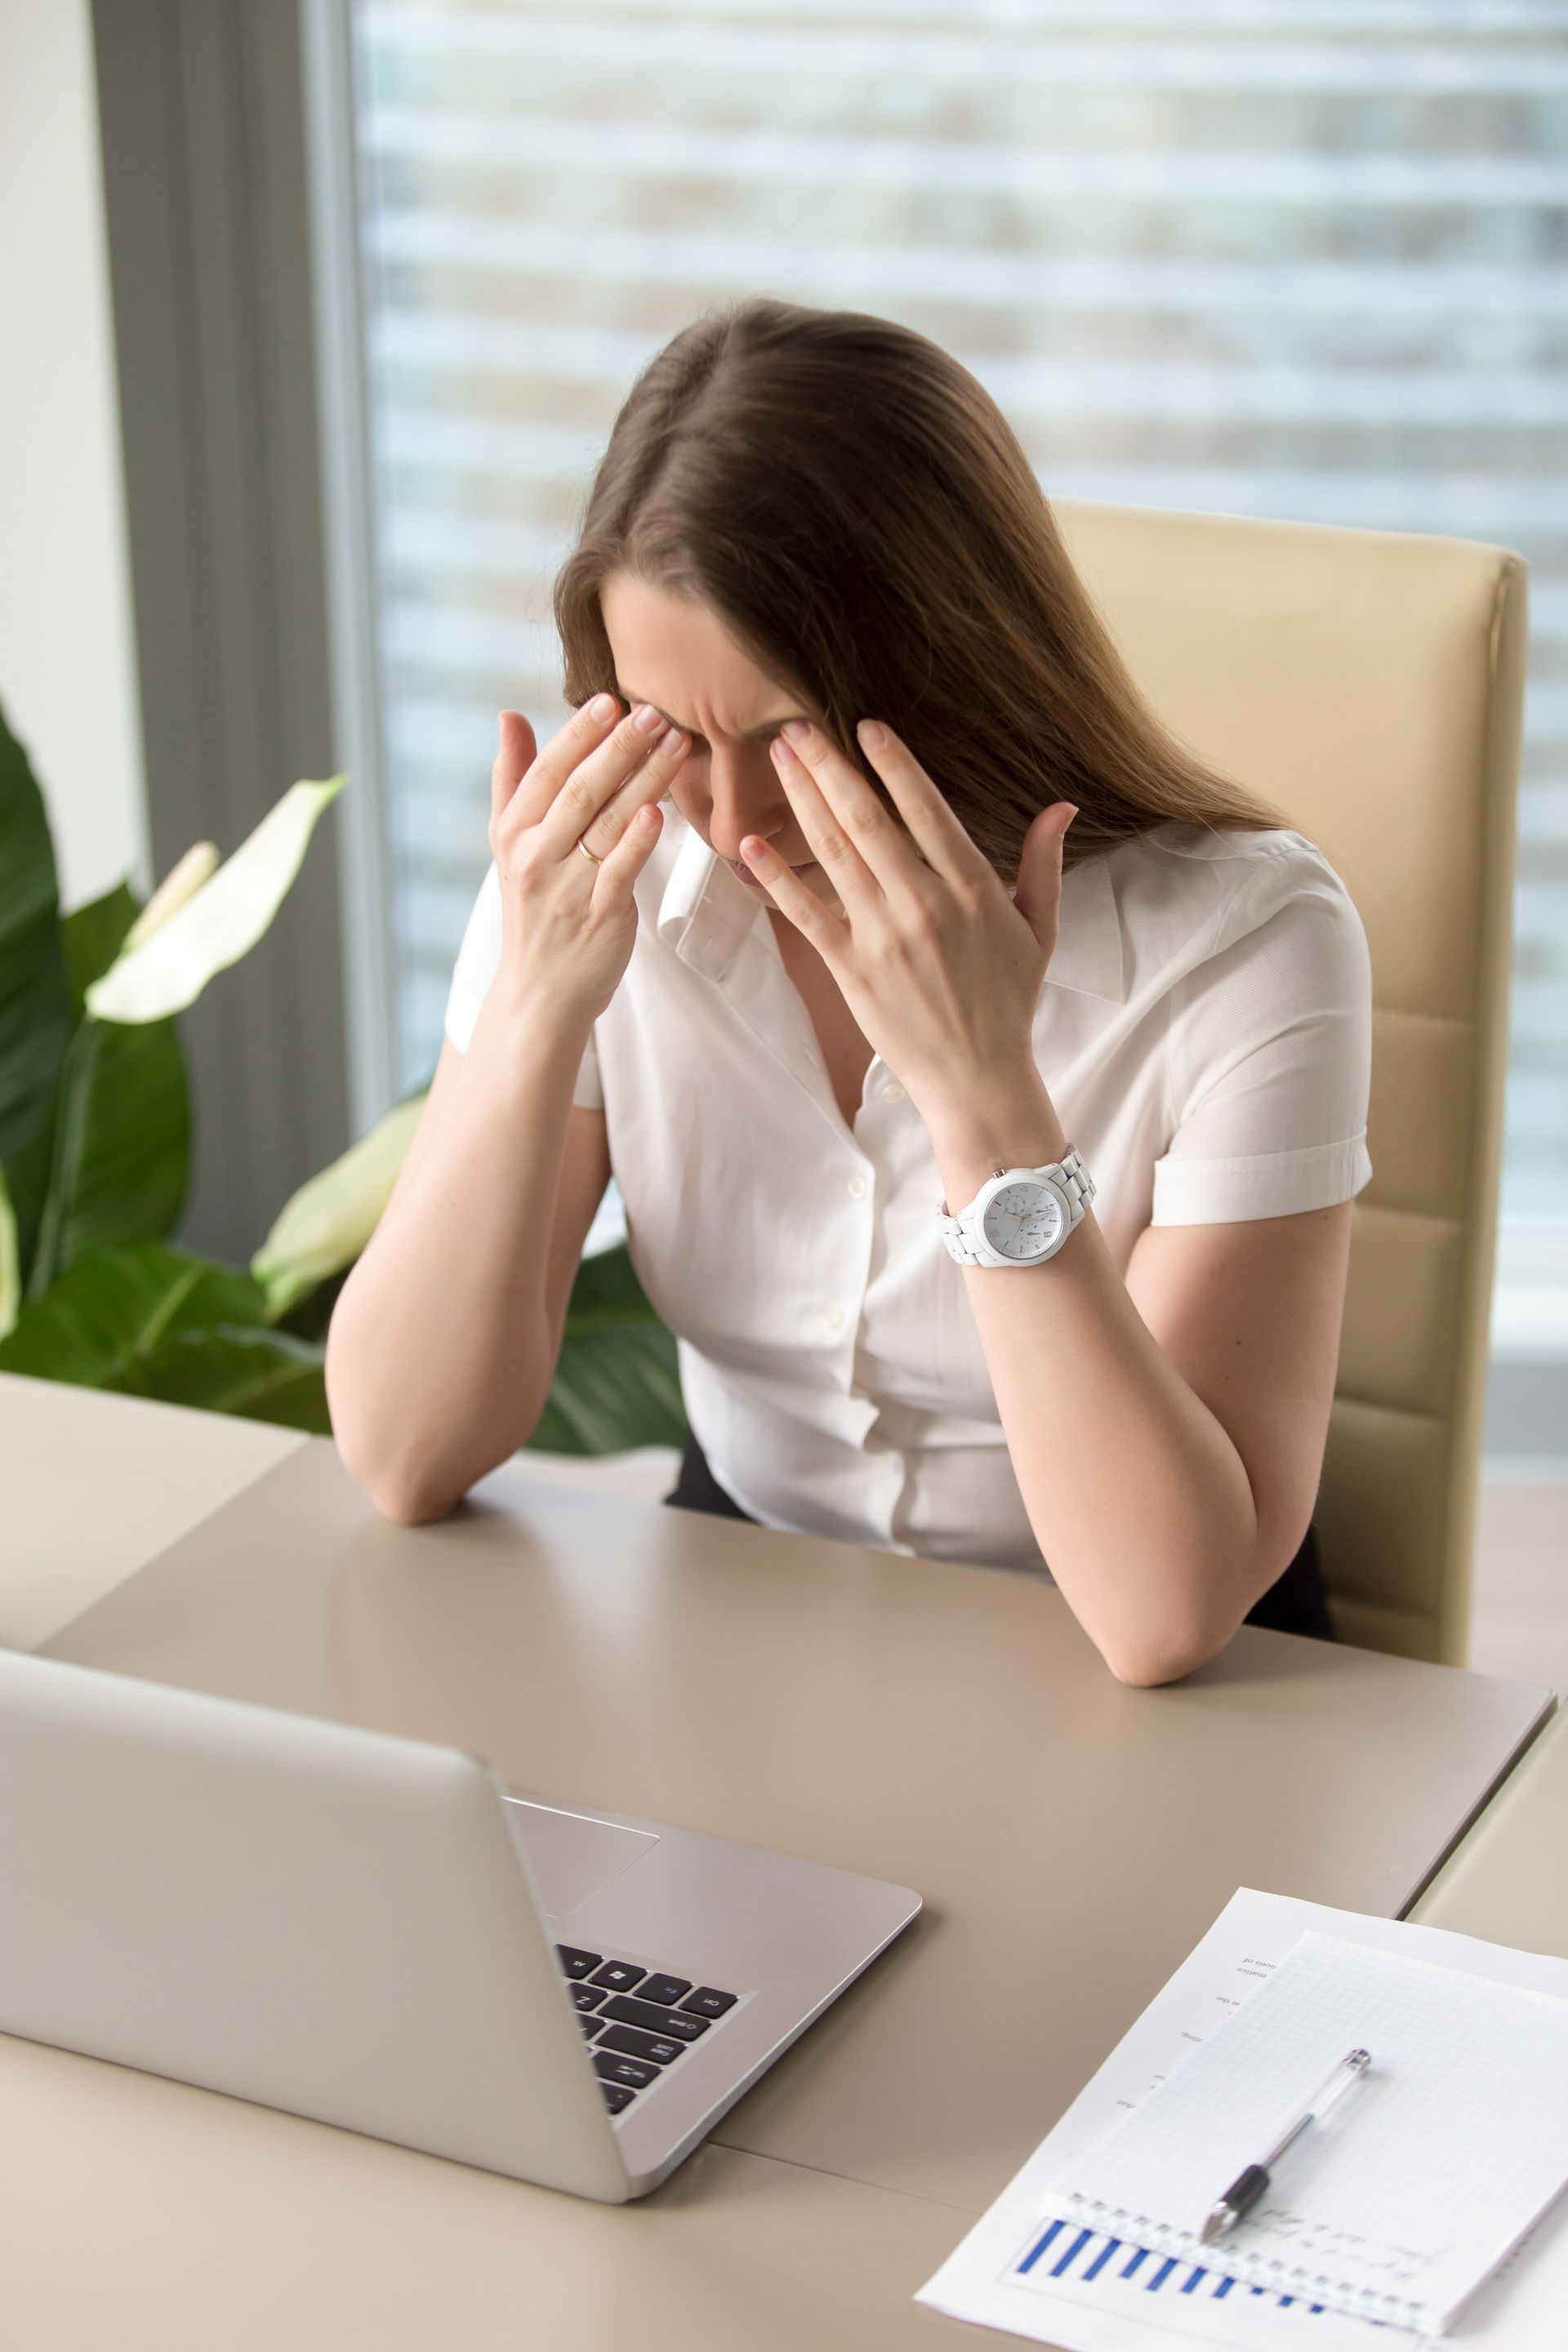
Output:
top-left (612, 688), bottom-right (799, 748)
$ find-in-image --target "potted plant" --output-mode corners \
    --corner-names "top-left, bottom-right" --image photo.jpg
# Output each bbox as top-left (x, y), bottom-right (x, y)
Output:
top-left (0, 704), bottom-right (684, 1455)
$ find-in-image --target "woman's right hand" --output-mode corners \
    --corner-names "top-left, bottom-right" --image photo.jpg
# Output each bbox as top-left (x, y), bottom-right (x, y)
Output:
top-left (487, 694), bottom-right (688, 1030)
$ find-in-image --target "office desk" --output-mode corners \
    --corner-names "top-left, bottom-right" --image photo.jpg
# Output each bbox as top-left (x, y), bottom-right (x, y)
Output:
top-left (3, 1381), bottom-right (1556, 2348)
top-left (0, 1370), bottom-right (303, 1650)
top-left (1411, 1704), bottom-right (1568, 1957)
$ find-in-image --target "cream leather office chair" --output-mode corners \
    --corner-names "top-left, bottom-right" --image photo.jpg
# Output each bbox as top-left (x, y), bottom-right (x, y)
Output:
top-left (1055, 501), bottom-right (1527, 1664)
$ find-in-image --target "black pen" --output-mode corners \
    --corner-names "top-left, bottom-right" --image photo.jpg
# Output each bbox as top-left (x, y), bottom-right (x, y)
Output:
top-left (1200, 2047), bottom-right (1372, 2245)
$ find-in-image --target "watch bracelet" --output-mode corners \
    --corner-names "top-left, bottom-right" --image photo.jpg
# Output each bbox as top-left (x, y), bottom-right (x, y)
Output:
top-left (936, 1147), bottom-right (1094, 1265)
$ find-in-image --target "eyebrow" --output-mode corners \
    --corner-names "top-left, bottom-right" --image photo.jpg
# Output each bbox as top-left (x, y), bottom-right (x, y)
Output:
top-left (616, 693), bottom-right (800, 742)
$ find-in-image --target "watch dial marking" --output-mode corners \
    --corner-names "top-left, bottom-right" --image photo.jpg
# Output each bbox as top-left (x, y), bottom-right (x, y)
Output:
top-left (982, 1183), bottom-right (1065, 1260)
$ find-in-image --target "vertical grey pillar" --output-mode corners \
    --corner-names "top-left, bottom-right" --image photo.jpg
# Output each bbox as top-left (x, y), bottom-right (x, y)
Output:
top-left (91, 0), bottom-right (349, 1264)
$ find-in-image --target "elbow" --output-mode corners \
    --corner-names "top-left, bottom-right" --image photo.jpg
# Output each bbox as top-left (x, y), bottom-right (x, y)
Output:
top-left (335, 1433), bottom-right (463, 1527)
top-left (370, 1474), bottom-right (461, 1528)
top-left (1092, 1533), bottom-right (1267, 1687)
top-left (325, 1339), bottom-right (466, 1525)
top-left (1098, 1614), bottom-right (1234, 1689)
top-left (329, 1405), bottom-right (466, 1527)
top-left (1103, 1642), bottom-right (1202, 1689)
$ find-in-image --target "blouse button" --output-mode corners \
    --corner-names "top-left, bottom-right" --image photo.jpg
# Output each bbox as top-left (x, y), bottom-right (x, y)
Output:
top-left (880, 1080), bottom-right (904, 1102)
top-left (847, 1173), bottom-right (867, 1199)
top-left (825, 1306), bottom-right (846, 1334)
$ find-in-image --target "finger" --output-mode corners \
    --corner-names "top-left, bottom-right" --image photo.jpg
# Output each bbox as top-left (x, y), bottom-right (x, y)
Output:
top-left (854, 720), bottom-right (992, 888)
top-left (739, 831), bottom-right (849, 954)
top-left (577, 724), bottom-right (689, 863)
top-left (590, 796), bottom-right (665, 912)
top-left (777, 720), bottom-right (915, 898)
top-left (769, 733), bottom-right (878, 905)
top-left (536, 702), bottom-right (673, 853)
top-left (506, 692), bottom-right (623, 831)
top-left (1013, 802), bottom-right (1078, 948)
top-left (490, 710), bottom-right (539, 833)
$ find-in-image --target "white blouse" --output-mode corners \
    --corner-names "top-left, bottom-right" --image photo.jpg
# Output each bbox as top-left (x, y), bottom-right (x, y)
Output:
top-left (444, 814), bottom-right (1373, 1573)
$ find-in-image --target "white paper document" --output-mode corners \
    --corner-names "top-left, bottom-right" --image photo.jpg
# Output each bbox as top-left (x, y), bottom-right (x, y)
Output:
top-left (915, 1890), bottom-right (1568, 2352)
top-left (1039, 1932), bottom-right (1568, 2333)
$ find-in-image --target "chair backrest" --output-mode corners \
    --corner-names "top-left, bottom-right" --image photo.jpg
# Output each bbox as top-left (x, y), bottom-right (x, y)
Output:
top-left (1054, 501), bottom-right (1527, 1663)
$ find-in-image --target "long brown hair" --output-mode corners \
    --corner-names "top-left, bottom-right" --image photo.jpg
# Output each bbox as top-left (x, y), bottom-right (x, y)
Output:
top-left (555, 299), bottom-right (1279, 880)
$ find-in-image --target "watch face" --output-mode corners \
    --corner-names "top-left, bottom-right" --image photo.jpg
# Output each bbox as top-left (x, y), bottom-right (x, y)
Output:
top-left (981, 1180), bottom-right (1066, 1262)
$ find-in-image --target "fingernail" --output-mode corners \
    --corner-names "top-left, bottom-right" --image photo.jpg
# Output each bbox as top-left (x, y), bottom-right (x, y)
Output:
top-left (589, 692), bottom-right (616, 720)
top-left (857, 719), bottom-right (887, 751)
top-left (635, 702), bottom-right (664, 733)
top-left (781, 719), bottom-right (812, 745)
top-left (770, 737), bottom-right (795, 768)
top-left (1062, 804), bottom-right (1080, 829)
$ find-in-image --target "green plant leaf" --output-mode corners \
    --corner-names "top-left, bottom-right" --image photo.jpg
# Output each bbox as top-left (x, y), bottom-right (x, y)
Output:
top-left (20, 881), bottom-right (190, 1290)
top-left (253, 1090), bottom-right (427, 1317)
top-left (555, 1241), bottom-right (667, 1334)
top-left (274, 1265), bottom-right (349, 1346)
top-left (87, 776), bottom-right (346, 1023)
top-left (528, 1322), bottom-right (686, 1456)
top-left (25, 1012), bottom-right (189, 1294)
top-left (0, 1242), bottom-right (267, 1388)
top-left (0, 702), bottom-right (73, 1272)
top-left (0, 1160), bottom-right (18, 1342)
top-left (526, 1244), bottom-right (688, 1456)
top-left (62, 880), bottom-right (140, 1020)
top-left (130, 1324), bottom-right (330, 1432)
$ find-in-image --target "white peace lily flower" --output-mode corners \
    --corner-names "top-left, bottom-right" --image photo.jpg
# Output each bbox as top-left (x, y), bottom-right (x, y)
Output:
top-left (0, 1166), bottom-right (19, 1342)
top-left (121, 840), bottom-right (220, 952)
top-left (252, 1091), bottom-right (426, 1316)
top-left (87, 777), bottom-right (345, 1024)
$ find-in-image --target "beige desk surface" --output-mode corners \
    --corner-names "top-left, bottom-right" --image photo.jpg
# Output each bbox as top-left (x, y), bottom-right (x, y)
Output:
top-left (7, 1383), bottom-right (1557, 2348)
top-left (0, 1371), bottom-right (304, 1649)
top-left (0, 2032), bottom-right (971, 2352)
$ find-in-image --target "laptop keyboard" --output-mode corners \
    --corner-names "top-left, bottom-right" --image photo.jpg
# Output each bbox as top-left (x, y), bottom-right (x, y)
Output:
top-left (556, 1944), bottom-right (739, 2116)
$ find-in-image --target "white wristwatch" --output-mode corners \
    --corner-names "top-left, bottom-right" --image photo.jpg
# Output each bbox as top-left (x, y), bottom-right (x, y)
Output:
top-left (937, 1148), bottom-right (1096, 1268)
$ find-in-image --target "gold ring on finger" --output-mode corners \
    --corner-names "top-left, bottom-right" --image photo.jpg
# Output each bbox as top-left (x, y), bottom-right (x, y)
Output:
top-left (576, 835), bottom-right (603, 868)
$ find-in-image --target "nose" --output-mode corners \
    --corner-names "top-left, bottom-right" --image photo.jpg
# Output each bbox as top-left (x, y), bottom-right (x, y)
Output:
top-left (704, 744), bottom-right (792, 863)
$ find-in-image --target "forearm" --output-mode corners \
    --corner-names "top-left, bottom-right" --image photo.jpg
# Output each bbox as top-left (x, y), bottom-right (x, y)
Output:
top-left (326, 991), bottom-right (588, 1520)
top-left (929, 1076), bottom-right (1262, 1686)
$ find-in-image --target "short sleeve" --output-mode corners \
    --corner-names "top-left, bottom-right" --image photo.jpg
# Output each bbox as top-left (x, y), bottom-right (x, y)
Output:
top-left (1151, 851), bottom-right (1373, 1226)
top-left (441, 862), bottom-right (604, 1111)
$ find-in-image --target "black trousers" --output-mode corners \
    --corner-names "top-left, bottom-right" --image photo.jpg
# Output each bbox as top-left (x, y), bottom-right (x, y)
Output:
top-left (665, 1433), bottom-right (1337, 1643)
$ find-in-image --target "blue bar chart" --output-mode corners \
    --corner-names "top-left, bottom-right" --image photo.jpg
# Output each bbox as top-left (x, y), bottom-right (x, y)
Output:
top-left (1013, 2218), bottom-right (1328, 2315)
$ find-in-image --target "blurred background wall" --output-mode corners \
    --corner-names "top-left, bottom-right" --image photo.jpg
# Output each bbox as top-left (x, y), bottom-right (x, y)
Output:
top-left (0, 0), bottom-right (147, 908)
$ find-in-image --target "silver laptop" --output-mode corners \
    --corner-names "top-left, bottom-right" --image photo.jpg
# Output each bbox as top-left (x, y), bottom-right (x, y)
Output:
top-left (0, 1648), bottom-right (919, 2200)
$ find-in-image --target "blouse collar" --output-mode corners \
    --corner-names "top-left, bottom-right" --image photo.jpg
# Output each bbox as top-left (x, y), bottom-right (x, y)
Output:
top-left (656, 815), bottom-right (1127, 1004)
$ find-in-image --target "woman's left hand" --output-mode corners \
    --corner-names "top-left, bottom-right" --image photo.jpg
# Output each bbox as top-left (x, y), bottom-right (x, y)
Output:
top-left (743, 719), bottom-right (1076, 1127)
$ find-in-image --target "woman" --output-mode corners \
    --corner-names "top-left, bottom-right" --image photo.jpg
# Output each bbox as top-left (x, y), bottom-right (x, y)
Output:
top-left (327, 299), bottom-right (1372, 1686)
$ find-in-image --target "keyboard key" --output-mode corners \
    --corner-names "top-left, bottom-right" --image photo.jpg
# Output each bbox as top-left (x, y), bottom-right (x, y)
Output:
top-left (594, 2051), bottom-right (660, 2091)
top-left (557, 1945), bottom-right (602, 1980)
top-left (599, 2081), bottom-right (635, 2114)
top-left (598, 2024), bottom-right (687, 2068)
top-left (639, 1973), bottom-right (693, 2007)
top-left (571, 1984), bottom-right (605, 2013)
top-left (601, 1995), bottom-right (710, 2042)
top-left (587, 1960), bottom-right (648, 1994)
top-left (680, 1986), bottom-right (738, 2019)
top-left (577, 2016), bottom-right (601, 2039)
